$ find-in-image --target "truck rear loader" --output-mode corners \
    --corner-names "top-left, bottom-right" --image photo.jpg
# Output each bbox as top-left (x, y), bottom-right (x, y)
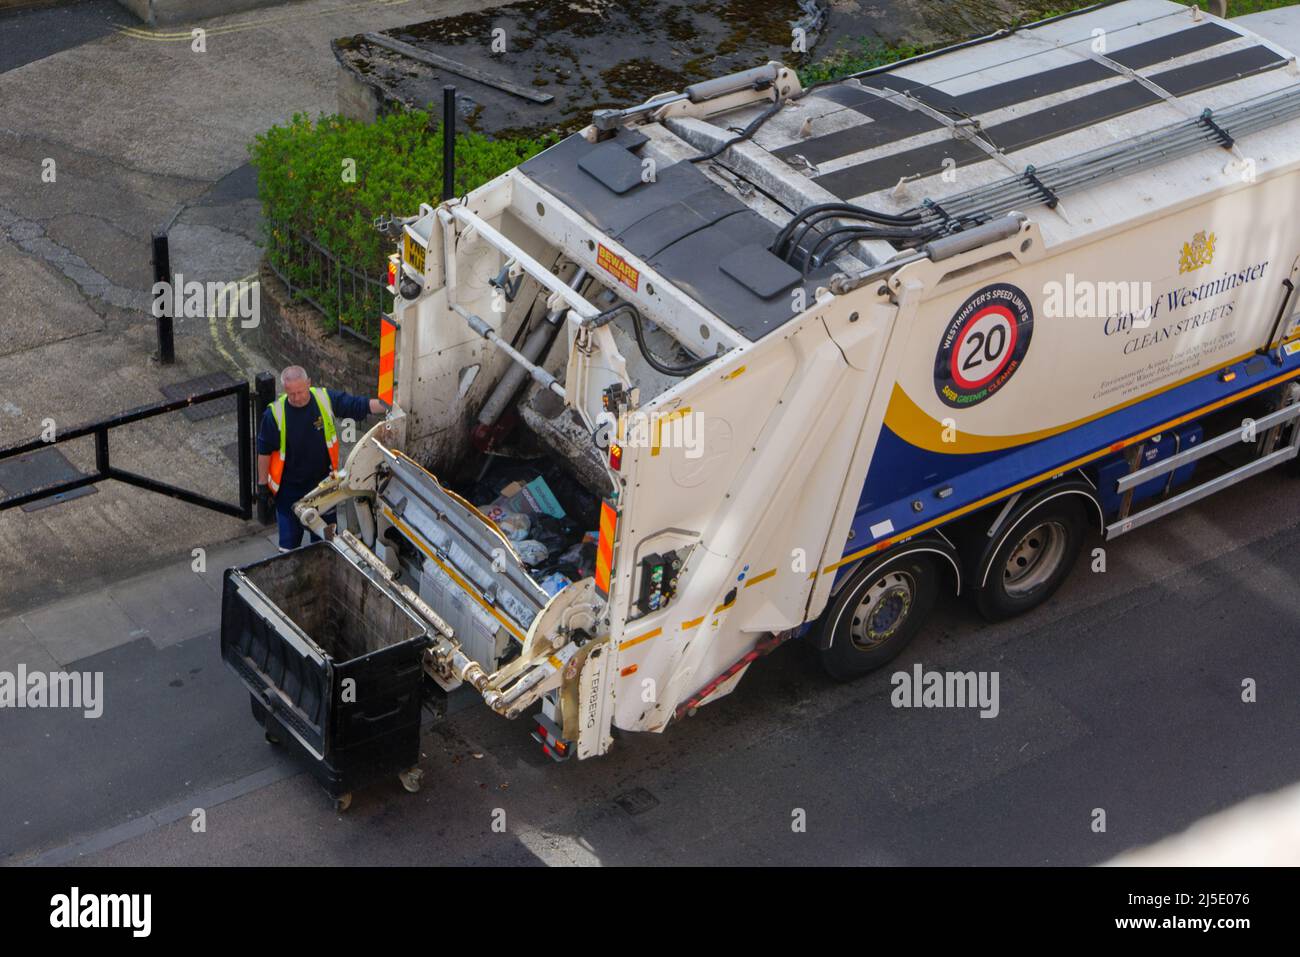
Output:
top-left (222, 0), bottom-right (1300, 806)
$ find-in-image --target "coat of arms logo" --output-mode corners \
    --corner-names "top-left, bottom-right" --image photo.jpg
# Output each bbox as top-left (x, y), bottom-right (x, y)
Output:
top-left (1179, 230), bottom-right (1216, 274)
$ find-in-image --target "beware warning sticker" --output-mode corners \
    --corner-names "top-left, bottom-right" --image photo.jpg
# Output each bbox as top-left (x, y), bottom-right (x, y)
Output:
top-left (934, 283), bottom-right (1034, 409)
top-left (597, 244), bottom-right (640, 292)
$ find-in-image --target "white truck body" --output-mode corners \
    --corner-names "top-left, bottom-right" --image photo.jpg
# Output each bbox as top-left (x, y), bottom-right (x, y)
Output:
top-left (284, 0), bottom-right (1300, 764)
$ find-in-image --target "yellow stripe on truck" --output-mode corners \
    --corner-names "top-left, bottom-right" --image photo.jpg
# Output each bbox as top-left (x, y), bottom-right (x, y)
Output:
top-left (618, 628), bottom-right (660, 651)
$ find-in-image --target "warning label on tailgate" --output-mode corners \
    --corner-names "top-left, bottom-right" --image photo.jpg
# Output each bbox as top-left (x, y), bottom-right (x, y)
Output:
top-left (597, 244), bottom-right (639, 291)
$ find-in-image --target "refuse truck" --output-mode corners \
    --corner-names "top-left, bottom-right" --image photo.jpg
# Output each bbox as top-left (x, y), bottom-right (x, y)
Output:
top-left (222, 0), bottom-right (1300, 805)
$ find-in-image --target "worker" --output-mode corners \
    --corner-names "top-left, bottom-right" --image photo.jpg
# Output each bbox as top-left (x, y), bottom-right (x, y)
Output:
top-left (256, 366), bottom-right (389, 551)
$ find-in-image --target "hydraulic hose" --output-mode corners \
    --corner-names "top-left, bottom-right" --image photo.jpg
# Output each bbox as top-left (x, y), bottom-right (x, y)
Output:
top-left (688, 97), bottom-right (786, 164)
top-left (772, 202), bottom-right (923, 258)
top-left (592, 302), bottom-right (713, 377)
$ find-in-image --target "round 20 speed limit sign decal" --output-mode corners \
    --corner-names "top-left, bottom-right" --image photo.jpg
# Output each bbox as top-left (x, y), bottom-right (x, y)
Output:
top-left (934, 283), bottom-right (1033, 408)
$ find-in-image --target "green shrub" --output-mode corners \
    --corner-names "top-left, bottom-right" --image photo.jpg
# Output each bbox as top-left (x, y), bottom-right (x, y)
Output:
top-left (250, 109), bottom-right (552, 339)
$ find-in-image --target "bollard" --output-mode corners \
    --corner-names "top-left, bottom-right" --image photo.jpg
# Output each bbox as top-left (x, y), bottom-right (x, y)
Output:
top-left (254, 371), bottom-right (276, 525)
top-left (151, 231), bottom-right (175, 365)
top-left (442, 85), bottom-right (457, 202)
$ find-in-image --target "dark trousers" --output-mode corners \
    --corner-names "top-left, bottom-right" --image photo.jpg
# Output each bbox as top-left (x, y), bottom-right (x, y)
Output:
top-left (275, 481), bottom-right (337, 551)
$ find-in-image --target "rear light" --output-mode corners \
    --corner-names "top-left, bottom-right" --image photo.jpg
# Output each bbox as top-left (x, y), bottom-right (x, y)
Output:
top-left (533, 716), bottom-right (572, 762)
top-left (609, 442), bottom-right (623, 470)
top-left (387, 259), bottom-right (398, 290)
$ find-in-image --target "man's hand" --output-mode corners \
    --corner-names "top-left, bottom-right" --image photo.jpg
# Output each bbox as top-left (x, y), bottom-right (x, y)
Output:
top-left (369, 398), bottom-right (391, 415)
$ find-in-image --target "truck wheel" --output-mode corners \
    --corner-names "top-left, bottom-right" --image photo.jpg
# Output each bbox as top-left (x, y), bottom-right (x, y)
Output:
top-left (818, 553), bottom-right (939, 680)
top-left (977, 498), bottom-right (1085, 621)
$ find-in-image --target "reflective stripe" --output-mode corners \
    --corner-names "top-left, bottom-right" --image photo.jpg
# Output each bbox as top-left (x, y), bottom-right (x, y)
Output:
top-left (617, 627), bottom-right (659, 651)
top-left (594, 500), bottom-right (617, 597)
top-left (267, 395), bottom-right (288, 494)
top-left (311, 387), bottom-right (340, 472)
top-left (378, 319), bottom-right (396, 405)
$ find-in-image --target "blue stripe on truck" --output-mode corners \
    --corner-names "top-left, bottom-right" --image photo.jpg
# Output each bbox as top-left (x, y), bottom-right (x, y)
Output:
top-left (848, 348), bottom-right (1300, 559)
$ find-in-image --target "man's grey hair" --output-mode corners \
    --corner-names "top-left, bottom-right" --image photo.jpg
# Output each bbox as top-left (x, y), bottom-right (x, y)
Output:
top-left (281, 366), bottom-right (309, 386)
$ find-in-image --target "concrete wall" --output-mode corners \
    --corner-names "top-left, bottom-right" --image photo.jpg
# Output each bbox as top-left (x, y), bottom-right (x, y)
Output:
top-left (334, 42), bottom-right (384, 124)
top-left (257, 264), bottom-right (379, 401)
top-left (115, 0), bottom-right (295, 27)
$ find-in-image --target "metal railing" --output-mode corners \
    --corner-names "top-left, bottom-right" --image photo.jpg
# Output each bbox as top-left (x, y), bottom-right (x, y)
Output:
top-left (0, 381), bottom-right (254, 519)
top-left (264, 222), bottom-right (391, 345)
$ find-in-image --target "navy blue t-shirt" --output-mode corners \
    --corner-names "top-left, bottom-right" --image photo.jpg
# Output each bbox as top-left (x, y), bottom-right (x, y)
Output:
top-left (258, 389), bottom-right (372, 489)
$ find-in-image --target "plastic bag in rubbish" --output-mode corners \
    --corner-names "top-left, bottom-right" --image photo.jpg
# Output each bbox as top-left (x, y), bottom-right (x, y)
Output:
top-left (515, 539), bottom-right (549, 566)
top-left (539, 572), bottom-right (571, 596)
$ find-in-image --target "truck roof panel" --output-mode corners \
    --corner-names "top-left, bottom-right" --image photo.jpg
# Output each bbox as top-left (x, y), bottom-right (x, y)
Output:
top-left (518, 0), bottom-right (1300, 339)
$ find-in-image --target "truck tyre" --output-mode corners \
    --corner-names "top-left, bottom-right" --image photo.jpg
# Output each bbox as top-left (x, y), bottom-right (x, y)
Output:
top-left (976, 498), bottom-right (1085, 621)
top-left (818, 553), bottom-right (939, 680)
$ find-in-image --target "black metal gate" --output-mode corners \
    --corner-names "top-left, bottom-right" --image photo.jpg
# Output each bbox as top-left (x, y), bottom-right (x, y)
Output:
top-left (0, 380), bottom-right (255, 518)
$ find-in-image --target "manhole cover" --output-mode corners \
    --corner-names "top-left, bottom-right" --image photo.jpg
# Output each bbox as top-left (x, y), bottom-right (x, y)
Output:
top-left (613, 787), bottom-right (660, 816)
top-left (160, 371), bottom-right (240, 422)
top-left (0, 447), bottom-right (98, 513)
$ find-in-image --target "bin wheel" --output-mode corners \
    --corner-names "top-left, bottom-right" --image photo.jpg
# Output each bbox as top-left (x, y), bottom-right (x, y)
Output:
top-left (264, 730), bottom-right (282, 746)
top-left (334, 793), bottom-right (353, 813)
top-left (399, 768), bottom-right (424, 794)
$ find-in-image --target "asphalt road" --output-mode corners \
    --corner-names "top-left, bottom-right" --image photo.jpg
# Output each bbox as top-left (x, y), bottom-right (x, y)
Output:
top-left (0, 1), bottom-right (126, 74)
top-left (5, 466), bottom-right (1299, 866)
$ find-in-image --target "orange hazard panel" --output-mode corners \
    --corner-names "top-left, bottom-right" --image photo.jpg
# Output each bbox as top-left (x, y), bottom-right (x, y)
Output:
top-left (378, 319), bottom-right (396, 405)
top-left (594, 500), bottom-right (617, 596)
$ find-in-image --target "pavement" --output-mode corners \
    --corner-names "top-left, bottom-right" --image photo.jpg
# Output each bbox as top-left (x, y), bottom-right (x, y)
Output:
top-left (0, 0), bottom-right (516, 615)
top-left (2, 466), bottom-right (1298, 866)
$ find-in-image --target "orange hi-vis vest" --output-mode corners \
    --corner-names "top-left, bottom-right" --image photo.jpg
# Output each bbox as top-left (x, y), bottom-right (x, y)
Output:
top-left (266, 387), bottom-right (339, 494)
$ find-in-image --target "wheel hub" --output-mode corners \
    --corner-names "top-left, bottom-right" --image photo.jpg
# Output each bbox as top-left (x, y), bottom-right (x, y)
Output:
top-left (1003, 520), bottom-right (1067, 597)
top-left (849, 571), bottom-right (915, 649)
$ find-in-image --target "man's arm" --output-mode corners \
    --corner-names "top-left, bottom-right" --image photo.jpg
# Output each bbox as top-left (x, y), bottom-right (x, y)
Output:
top-left (328, 389), bottom-right (389, 421)
top-left (255, 407), bottom-right (278, 493)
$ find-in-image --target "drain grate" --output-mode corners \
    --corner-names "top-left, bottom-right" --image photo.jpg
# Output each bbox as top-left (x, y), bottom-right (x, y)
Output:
top-left (160, 371), bottom-right (240, 422)
top-left (613, 787), bottom-right (660, 817)
top-left (0, 447), bottom-right (98, 512)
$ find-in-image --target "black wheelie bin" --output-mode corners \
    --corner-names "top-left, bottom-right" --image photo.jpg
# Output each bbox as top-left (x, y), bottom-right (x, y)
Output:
top-left (220, 541), bottom-right (432, 811)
